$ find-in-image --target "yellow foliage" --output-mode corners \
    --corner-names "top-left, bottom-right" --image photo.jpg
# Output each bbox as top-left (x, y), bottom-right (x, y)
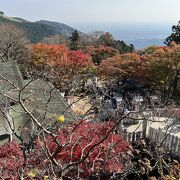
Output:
top-left (56, 115), bottom-right (65, 123)
top-left (27, 171), bottom-right (36, 178)
top-left (44, 176), bottom-right (49, 180)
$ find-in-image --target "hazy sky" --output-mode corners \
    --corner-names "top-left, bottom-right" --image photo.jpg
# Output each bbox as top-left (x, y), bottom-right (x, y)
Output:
top-left (1, 0), bottom-right (180, 25)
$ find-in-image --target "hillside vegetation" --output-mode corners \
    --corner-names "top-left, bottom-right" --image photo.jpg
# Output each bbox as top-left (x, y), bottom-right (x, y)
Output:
top-left (0, 12), bottom-right (79, 43)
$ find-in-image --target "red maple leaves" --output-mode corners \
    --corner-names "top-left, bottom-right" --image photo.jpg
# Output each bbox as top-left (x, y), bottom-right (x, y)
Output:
top-left (35, 121), bottom-right (130, 178)
top-left (0, 121), bottom-right (130, 179)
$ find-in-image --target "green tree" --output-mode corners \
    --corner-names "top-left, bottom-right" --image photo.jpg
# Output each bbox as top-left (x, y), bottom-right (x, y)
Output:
top-left (97, 32), bottom-right (114, 46)
top-left (69, 30), bottom-right (80, 50)
top-left (165, 21), bottom-right (180, 45)
top-left (97, 32), bottom-right (134, 54)
top-left (113, 40), bottom-right (134, 53)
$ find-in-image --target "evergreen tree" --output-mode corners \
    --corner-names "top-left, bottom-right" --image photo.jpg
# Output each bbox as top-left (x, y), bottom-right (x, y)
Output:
top-left (165, 21), bottom-right (180, 45)
top-left (97, 32), bottom-right (134, 53)
top-left (69, 30), bottom-right (80, 50)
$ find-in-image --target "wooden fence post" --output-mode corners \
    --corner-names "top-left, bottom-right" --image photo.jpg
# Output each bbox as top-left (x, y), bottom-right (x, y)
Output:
top-left (132, 132), bottom-right (136, 141)
top-left (136, 131), bottom-right (141, 141)
top-left (171, 134), bottom-right (176, 152)
top-left (166, 133), bottom-right (171, 150)
top-left (178, 139), bottom-right (180, 155)
top-left (142, 119), bottom-right (147, 139)
top-left (174, 136), bottom-right (179, 154)
top-left (147, 127), bottom-right (180, 156)
top-left (128, 133), bottom-right (132, 142)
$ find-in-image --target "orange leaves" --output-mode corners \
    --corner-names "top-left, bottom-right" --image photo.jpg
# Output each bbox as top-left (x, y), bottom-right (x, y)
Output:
top-left (121, 52), bottom-right (140, 61)
top-left (86, 45), bottom-right (119, 64)
top-left (144, 44), bottom-right (180, 93)
top-left (30, 43), bottom-right (66, 65)
top-left (30, 43), bottom-right (93, 73)
top-left (29, 43), bottom-right (67, 68)
top-left (98, 56), bottom-right (122, 78)
top-left (67, 50), bottom-right (93, 70)
top-left (98, 52), bottom-right (149, 81)
top-left (28, 43), bottom-right (95, 92)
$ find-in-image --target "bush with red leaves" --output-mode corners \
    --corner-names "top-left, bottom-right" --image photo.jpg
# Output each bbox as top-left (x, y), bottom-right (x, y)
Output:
top-left (30, 121), bottom-right (130, 178)
top-left (0, 121), bottom-right (130, 179)
top-left (0, 142), bottom-right (24, 179)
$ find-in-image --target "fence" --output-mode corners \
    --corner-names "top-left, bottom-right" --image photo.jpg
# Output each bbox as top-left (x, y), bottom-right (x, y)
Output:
top-left (124, 130), bottom-right (143, 142)
top-left (125, 127), bottom-right (180, 156)
top-left (148, 127), bottom-right (180, 156)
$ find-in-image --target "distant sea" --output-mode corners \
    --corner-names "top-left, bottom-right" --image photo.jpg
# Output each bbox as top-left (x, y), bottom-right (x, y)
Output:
top-left (72, 23), bottom-right (172, 49)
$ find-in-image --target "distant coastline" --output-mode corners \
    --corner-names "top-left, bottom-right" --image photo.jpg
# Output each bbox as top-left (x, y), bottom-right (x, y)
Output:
top-left (72, 22), bottom-right (172, 49)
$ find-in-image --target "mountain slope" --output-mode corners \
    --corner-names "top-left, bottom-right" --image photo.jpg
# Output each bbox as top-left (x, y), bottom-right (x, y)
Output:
top-left (0, 12), bottom-right (80, 43)
top-left (17, 22), bottom-right (56, 43)
top-left (36, 20), bottom-right (79, 36)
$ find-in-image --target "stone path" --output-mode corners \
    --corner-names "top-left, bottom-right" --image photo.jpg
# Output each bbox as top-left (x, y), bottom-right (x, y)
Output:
top-left (68, 96), bottom-right (92, 115)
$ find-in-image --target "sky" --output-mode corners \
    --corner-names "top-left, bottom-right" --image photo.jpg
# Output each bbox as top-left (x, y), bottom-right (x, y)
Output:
top-left (0, 0), bottom-right (180, 26)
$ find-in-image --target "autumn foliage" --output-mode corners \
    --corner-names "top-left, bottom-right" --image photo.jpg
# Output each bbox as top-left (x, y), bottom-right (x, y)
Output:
top-left (28, 42), bottom-right (180, 98)
top-left (0, 121), bottom-right (130, 179)
top-left (28, 43), bottom-right (95, 91)
top-left (86, 45), bottom-right (119, 64)
top-left (31, 121), bottom-right (130, 178)
top-left (98, 52), bottom-right (151, 84)
top-left (0, 142), bottom-right (24, 179)
top-left (30, 43), bottom-right (93, 71)
top-left (145, 44), bottom-right (180, 97)
top-left (97, 44), bottom-right (180, 98)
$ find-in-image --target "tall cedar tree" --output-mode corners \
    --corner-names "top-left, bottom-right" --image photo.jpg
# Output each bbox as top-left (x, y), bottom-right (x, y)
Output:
top-left (165, 21), bottom-right (180, 45)
top-left (70, 30), bottom-right (80, 50)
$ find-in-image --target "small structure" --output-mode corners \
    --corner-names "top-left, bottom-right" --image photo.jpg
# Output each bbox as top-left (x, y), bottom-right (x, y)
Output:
top-left (132, 96), bottom-right (143, 111)
top-left (116, 97), bottom-right (123, 108)
top-left (0, 61), bottom-right (24, 142)
top-left (0, 62), bottom-right (76, 144)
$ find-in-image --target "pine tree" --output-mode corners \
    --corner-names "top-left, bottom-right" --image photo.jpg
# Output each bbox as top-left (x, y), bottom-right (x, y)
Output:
top-left (69, 30), bottom-right (80, 50)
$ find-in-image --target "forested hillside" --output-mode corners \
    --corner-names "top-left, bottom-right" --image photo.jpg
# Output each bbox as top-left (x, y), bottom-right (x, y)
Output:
top-left (0, 12), bottom-right (79, 43)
